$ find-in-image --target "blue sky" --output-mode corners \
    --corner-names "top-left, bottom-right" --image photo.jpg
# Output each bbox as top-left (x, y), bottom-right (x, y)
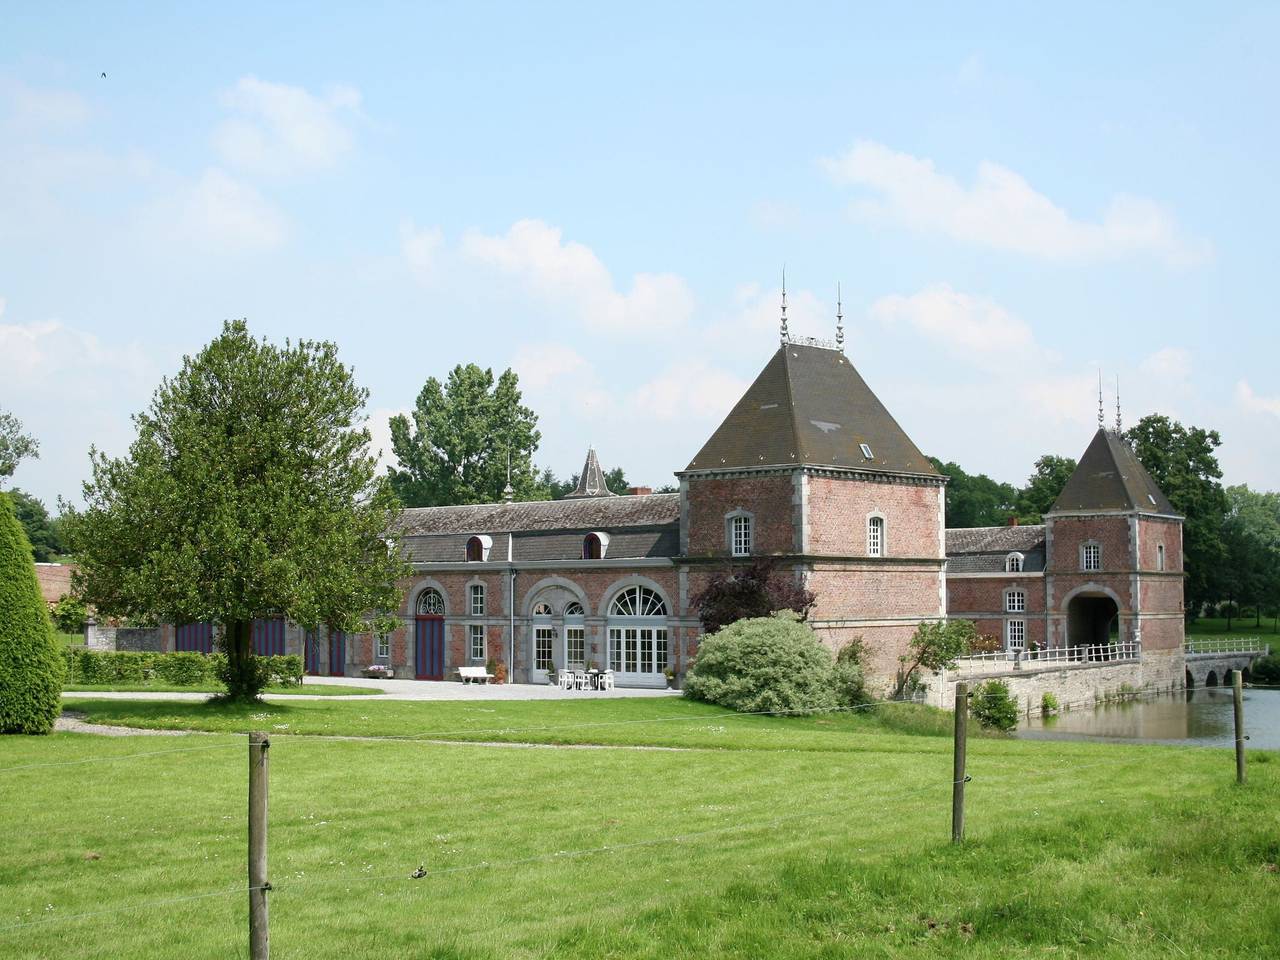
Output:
top-left (3, 2), bottom-right (1278, 509)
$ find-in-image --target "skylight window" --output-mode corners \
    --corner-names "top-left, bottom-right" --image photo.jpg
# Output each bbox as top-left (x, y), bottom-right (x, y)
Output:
top-left (1148, 494), bottom-right (1156, 505)
top-left (859, 443), bottom-right (874, 459)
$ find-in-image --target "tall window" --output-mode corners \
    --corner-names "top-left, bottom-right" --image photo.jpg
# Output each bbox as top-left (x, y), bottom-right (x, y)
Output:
top-left (1005, 553), bottom-right (1023, 573)
top-left (1157, 544), bottom-right (1166, 571)
top-left (731, 515), bottom-right (753, 557)
top-left (376, 634), bottom-right (390, 659)
top-left (607, 586), bottom-right (669, 679)
top-left (1006, 619), bottom-right (1026, 651)
top-left (566, 626), bottom-right (585, 667)
top-left (470, 583), bottom-right (485, 616)
top-left (466, 536), bottom-right (484, 562)
top-left (1082, 542), bottom-right (1101, 572)
top-left (1006, 589), bottom-right (1026, 613)
top-left (534, 627), bottom-right (555, 672)
top-left (867, 516), bottom-right (884, 557)
top-left (469, 624), bottom-right (485, 662)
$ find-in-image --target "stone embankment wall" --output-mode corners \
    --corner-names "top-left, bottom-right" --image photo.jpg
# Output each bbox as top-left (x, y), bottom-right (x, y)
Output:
top-left (83, 622), bottom-right (164, 653)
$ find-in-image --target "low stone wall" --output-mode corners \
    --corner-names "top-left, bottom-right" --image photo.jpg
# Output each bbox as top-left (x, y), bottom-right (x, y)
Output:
top-left (114, 628), bottom-right (164, 653)
top-left (927, 648), bottom-right (1187, 717)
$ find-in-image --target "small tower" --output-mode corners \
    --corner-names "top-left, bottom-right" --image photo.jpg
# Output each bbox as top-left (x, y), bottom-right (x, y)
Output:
top-left (564, 447), bottom-right (616, 499)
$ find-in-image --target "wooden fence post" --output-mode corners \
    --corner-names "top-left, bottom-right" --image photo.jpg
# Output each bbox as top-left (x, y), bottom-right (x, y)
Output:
top-left (1233, 670), bottom-right (1247, 785)
top-left (952, 681), bottom-right (969, 844)
top-left (249, 732), bottom-right (270, 960)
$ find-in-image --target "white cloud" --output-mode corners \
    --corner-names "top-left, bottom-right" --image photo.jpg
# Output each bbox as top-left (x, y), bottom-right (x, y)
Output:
top-left (169, 168), bottom-right (288, 251)
top-left (1140, 346), bottom-right (1192, 381)
top-left (1236, 381), bottom-right (1280, 418)
top-left (630, 361), bottom-right (748, 423)
top-left (512, 343), bottom-right (590, 392)
top-left (460, 219), bottom-right (695, 332)
top-left (0, 79), bottom-right (89, 129)
top-left (399, 220), bottom-right (444, 283)
top-left (214, 77), bottom-right (359, 175)
top-left (0, 318), bottom-right (150, 386)
top-left (822, 140), bottom-right (1210, 265)
top-left (870, 284), bottom-right (1039, 367)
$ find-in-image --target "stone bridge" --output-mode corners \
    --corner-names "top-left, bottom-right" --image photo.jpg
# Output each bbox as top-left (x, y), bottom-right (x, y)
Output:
top-left (1183, 639), bottom-right (1271, 688)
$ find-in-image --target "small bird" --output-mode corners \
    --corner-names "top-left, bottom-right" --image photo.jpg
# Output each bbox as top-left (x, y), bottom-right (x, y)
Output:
top-left (410, 865), bottom-right (427, 879)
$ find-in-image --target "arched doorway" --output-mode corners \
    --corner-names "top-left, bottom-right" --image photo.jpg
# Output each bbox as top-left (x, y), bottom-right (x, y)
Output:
top-left (606, 585), bottom-right (670, 687)
top-left (1206, 670), bottom-right (1218, 687)
top-left (1066, 592), bottom-right (1119, 649)
top-left (415, 588), bottom-right (446, 680)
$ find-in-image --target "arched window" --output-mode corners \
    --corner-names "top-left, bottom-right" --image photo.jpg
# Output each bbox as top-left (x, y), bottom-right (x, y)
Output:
top-left (867, 515), bottom-right (885, 557)
top-left (1157, 544), bottom-right (1166, 572)
top-left (607, 586), bottom-right (669, 683)
top-left (564, 601), bottom-right (585, 618)
top-left (1005, 589), bottom-right (1026, 613)
top-left (1005, 552), bottom-right (1024, 573)
top-left (583, 532), bottom-right (609, 559)
top-left (532, 601), bottom-right (553, 617)
top-left (465, 536), bottom-right (488, 562)
top-left (416, 588), bottom-right (445, 616)
top-left (725, 510), bottom-right (753, 557)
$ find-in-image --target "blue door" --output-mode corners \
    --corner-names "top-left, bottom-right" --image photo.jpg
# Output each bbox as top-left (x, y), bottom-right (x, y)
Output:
top-left (328, 628), bottom-right (346, 677)
top-left (252, 618), bottom-right (286, 656)
top-left (176, 623), bottom-right (214, 653)
top-left (415, 616), bottom-right (444, 680)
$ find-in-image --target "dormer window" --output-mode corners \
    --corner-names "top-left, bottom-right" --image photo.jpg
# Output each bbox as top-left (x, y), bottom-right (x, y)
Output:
top-left (583, 532), bottom-right (610, 560)
top-left (1005, 552), bottom-right (1024, 573)
top-left (465, 535), bottom-right (492, 562)
top-left (860, 443), bottom-right (874, 459)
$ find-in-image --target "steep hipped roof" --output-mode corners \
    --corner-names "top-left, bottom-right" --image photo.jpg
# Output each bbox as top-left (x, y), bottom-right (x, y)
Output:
top-left (563, 447), bottom-right (616, 499)
top-left (685, 342), bottom-right (939, 477)
top-left (1049, 429), bottom-right (1178, 516)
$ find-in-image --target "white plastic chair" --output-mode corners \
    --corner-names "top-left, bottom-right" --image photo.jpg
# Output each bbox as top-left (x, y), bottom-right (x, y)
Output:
top-left (558, 671), bottom-right (574, 691)
top-left (599, 670), bottom-right (615, 691)
top-left (575, 671), bottom-right (591, 691)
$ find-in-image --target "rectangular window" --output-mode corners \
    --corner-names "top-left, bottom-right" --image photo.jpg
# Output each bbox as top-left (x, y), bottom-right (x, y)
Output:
top-left (469, 624), bottom-right (485, 662)
top-left (625, 628), bottom-right (638, 672)
top-left (1006, 619), bottom-right (1026, 651)
top-left (609, 628), bottom-right (622, 671)
top-left (867, 516), bottom-right (884, 557)
top-left (731, 515), bottom-right (752, 557)
top-left (376, 634), bottom-right (390, 660)
top-left (566, 627), bottom-right (585, 667)
top-left (1082, 543), bottom-right (1101, 571)
top-left (860, 443), bottom-right (873, 459)
top-left (470, 583), bottom-right (485, 616)
top-left (534, 627), bottom-right (554, 672)
top-left (639, 627), bottom-right (654, 673)
top-left (1157, 544), bottom-right (1166, 571)
top-left (1006, 590), bottom-right (1025, 613)
top-left (656, 628), bottom-right (668, 673)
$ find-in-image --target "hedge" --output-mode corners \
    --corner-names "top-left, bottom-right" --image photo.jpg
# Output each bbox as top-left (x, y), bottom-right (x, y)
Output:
top-left (62, 649), bottom-right (303, 688)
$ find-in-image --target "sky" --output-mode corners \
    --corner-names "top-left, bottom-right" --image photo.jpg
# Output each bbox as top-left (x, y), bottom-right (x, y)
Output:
top-left (3, 2), bottom-right (1279, 510)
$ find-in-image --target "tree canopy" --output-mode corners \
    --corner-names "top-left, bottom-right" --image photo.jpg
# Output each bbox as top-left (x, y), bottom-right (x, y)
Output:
top-left (7, 489), bottom-right (65, 562)
top-left (1222, 484), bottom-right (1280, 627)
top-left (1124, 414), bottom-right (1228, 614)
top-left (0, 409), bottom-right (39, 481)
top-left (63, 320), bottom-right (407, 699)
top-left (929, 457), bottom-right (1017, 528)
top-left (1014, 454), bottom-right (1077, 523)
top-left (388, 364), bottom-right (543, 507)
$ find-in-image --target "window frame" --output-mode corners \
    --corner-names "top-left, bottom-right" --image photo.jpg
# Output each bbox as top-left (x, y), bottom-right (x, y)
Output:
top-left (468, 623), bottom-right (485, 663)
top-left (724, 509), bottom-right (754, 557)
top-left (866, 513), bottom-right (885, 557)
top-left (1081, 541), bottom-right (1101, 572)
top-left (1005, 619), bottom-right (1026, 652)
top-left (1157, 543), bottom-right (1166, 572)
top-left (1005, 588), bottom-right (1026, 613)
top-left (1005, 552), bottom-right (1024, 573)
top-left (469, 583), bottom-right (486, 617)
top-left (375, 634), bottom-right (390, 660)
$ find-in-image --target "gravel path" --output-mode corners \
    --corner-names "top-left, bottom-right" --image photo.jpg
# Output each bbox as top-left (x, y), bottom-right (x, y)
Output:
top-left (56, 711), bottom-right (201, 737)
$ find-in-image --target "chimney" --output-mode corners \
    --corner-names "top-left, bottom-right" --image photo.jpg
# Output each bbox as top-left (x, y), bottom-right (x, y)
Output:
top-left (627, 486), bottom-right (653, 496)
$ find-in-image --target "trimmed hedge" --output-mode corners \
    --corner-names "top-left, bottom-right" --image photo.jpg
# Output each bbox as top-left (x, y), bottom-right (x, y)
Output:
top-left (0, 492), bottom-right (66, 734)
top-left (63, 649), bottom-right (303, 688)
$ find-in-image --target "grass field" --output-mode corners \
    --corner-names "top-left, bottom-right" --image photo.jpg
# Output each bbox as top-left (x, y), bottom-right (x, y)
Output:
top-left (1186, 617), bottom-right (1279, 640)
top-left (63, 683), bottom-right (379, 697)
top-left (2, 699), bottom-right (1277, 959)
top-left (54, 631), bottom-right (84, 649)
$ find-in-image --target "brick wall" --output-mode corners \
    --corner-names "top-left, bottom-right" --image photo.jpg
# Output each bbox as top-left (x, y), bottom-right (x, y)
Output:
top-left (685, 475), bottom-right (796, 556)
top-left (807, 477), bottom-right (942, 557)
top-left (1138, 517), bottom-right (1182, 571)
top-left (1047, 515), bottom-right (1133, 572)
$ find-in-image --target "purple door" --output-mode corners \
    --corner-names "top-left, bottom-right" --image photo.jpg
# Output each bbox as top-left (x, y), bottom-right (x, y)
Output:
top-left (304, 630), bottom-right (321, 676)
top-left (328, 628), bottom-right (346, 677)
top-left (415, 617), bottom-right (444, 680)
top-left (176, 623), bottom-right (214, 653)
top-left (251, 618), bottom-right (286, 656)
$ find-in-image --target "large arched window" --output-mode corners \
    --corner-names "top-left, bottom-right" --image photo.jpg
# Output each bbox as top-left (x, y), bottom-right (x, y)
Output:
top-left (416, 588), bottom-right (445, 616)
top-left (1005, 552), bottom-right (1024, 573)
top-left (867, 515), bottom-right (885, 557)
top-left (607, 586), bottom-right (669, 684)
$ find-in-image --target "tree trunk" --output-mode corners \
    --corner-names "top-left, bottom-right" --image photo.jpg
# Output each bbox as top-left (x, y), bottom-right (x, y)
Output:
top-left (221, 619), bottom-right (263, 700)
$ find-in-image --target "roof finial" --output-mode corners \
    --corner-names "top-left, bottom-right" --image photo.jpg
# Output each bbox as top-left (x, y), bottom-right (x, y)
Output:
top-left (780, 265), bottom-right (789, 343)
top-left (502, 445), bottom-right (514, 503)
top-left (835, 282), bottom-right (844, 351)
top-left (1115, 375), bottom-right (1122, 434)
top-left (1097, 369), bottom-right (1104, 429)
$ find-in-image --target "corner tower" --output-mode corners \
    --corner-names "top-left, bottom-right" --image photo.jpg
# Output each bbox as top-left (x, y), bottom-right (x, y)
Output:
top-left (1044, 427), bottom-right (1185, 685)
top-left (677, 338), bottom-right (946, 689)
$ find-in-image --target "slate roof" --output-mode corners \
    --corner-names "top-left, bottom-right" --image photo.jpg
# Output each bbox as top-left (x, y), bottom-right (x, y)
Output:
top-left (397, 493), bottom-right (679, 536)
top-left (1050, 429), bottom-right (1177, 515)
top-left (945, 525), bottom-right (1047, 574)
top-left (684, 342), bottom-right (939, 477)
top-left (404, 527), bottom-right (679, 563)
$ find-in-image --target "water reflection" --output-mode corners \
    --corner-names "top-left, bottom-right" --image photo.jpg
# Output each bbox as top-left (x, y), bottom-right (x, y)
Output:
top-left (1019, 688), bottom-right (1280, 749)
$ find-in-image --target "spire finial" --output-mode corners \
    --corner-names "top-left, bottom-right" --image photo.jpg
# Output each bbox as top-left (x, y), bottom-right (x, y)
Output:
top-left (835, 282), bottom-right (844, 351)
top-left (1097, 369), bottom-right (1104, 429)
top-left (1115, 375), bottom-right (1122, 434)
top-left (502, 445), bottom-right (514, 502)
top-left (780, 266), bottom-right (789, 343)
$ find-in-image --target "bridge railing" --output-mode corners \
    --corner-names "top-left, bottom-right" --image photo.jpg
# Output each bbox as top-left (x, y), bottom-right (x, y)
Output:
top-left (1184, 637), bottom-right (1269, 656)
top-left (949, 641), bottom-right (1141, 677)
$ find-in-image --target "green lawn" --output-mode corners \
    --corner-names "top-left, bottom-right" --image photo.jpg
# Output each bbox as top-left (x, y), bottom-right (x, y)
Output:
top-left (63, 682), bottom-right (379, 697)
top-left (1187, 617), bottom-right (1279, 640)
top-left (1, 701), bottom-right (1277, 959)
top-left (54, 631), bottom-right (84, 649)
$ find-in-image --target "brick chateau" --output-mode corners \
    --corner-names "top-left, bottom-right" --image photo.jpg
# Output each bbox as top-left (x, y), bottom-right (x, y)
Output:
top-left (162, 328), bottom-right (1186, 692)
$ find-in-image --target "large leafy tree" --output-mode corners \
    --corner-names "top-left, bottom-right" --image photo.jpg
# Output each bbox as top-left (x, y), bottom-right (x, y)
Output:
top-left (1124, 414), bottom-right (1228, 616)
top-left (63, 321), bottom-right (407, 700)
top-left (0, 409), bottom-right (39, 481)
top-left (929, 457), bottom-right (1017, 528)
top-left (388, 365), bottom-right (542, 506)
top-left (7, 489), bottom-right (65, 562)
top-left (1222, 485), bottom-right (1280, 628)
top-left (1015, 454), bottom-right (1077, 523)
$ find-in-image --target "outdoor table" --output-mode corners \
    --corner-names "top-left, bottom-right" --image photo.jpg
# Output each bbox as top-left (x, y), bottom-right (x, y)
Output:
top-left (587, 669), bottom-right (600, 690)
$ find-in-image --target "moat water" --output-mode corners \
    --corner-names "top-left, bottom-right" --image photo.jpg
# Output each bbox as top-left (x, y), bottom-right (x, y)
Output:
top-left (1018, 687), bottom-right (1280, 750)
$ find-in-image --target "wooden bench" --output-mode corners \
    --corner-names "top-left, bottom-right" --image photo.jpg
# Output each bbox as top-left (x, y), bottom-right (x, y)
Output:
top-left (457, 666), bottom-right (494, 684)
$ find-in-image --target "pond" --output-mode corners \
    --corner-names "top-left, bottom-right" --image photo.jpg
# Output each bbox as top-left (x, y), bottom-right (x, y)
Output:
top-left (1018, 687), bottom-right (1280, 750)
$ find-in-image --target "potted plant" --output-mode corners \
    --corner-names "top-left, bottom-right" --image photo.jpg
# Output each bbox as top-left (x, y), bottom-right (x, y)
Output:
top-left (663, 666), bottom-right (675, 689)
top-left (547, 668), bottom-right (558, 686)
top-left (493, 660), bottom-right (508, 684)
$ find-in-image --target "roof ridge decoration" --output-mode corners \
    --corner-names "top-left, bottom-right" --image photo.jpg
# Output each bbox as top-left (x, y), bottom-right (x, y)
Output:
top-left (563, 446), bottom-right (617, 499)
